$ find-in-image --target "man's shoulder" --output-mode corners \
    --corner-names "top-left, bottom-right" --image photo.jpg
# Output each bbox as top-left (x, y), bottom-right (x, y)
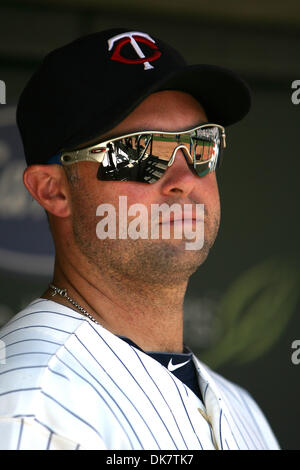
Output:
top-left (0, 298), bottom-right (86, 343)
top-left (194, 356), bottom-right (265, 415)
top-left (193, 356), bottom-right (280, 449)
top-left (0, 299), bottom-right (88, 409)
top-left (192, 356), bottom-right (251, 401)
top-left (0, 299), bottom-right (108, 447)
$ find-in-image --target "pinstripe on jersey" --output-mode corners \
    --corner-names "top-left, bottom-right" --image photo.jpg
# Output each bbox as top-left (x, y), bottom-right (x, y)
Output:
top-left (0, 299), bottom-right (280, 450)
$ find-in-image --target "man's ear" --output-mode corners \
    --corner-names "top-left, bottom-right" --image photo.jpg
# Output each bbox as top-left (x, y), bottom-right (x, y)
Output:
top-left (23, 164), bottom-right (71, 218)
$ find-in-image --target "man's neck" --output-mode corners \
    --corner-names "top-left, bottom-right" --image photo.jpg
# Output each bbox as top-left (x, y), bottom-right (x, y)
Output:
top-left (43, 260), bottom-right (188, 353)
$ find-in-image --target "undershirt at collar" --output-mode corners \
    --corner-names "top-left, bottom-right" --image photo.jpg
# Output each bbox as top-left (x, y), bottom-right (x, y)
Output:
top-left (119, 336), bottom-right (203, 403)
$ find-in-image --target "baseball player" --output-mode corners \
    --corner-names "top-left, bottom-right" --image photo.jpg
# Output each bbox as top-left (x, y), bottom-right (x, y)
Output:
top-left (0, 28), bottom-right (280, 450)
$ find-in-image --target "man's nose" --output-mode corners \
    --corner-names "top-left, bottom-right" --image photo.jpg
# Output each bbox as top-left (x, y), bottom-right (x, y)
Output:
top-left (158, 147), bottom-right (199, 196)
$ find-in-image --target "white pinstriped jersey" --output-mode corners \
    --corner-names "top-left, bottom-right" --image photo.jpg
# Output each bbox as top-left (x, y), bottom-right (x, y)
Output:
top-left (0, 298), bottom-right (280, 450)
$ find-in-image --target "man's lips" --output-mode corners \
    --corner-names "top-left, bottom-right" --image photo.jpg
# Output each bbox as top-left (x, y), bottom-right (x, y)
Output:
top-left (159, 214), bottom-right (204, 225)
top-left (161, 220), bottom-right (201, 227)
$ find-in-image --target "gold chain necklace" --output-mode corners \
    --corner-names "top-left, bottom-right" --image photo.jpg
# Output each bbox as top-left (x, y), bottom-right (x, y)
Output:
top-left (49, 283), bottom-right (99, 324)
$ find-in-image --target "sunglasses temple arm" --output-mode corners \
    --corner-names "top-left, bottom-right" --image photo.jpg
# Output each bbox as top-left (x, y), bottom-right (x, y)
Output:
top-left (222, 131), bottom-right (226, 149)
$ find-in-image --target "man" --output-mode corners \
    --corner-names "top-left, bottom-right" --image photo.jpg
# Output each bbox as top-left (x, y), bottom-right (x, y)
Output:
top-left (0, 28), bottom-right (279, 450)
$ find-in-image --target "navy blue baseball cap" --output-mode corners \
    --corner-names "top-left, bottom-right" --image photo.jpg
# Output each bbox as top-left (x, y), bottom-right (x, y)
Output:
top-left (16, 28), bottom-right (251, 166)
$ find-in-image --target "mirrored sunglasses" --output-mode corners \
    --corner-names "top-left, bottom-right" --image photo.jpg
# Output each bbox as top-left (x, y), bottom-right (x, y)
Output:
top-left (48, 123), bottom-right (226, 183)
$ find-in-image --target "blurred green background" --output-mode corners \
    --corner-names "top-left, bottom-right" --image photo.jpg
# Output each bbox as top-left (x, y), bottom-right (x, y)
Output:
top-left (0, 0), bottom-right (299, 450)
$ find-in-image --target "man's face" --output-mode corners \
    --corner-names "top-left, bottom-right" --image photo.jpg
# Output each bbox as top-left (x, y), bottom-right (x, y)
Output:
top-left (66, 90), bottom-right (221, 286)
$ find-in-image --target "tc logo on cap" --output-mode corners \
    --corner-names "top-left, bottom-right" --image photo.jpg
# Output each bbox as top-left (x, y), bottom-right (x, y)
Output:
top-left (108, 31), bottom-right (162, 70)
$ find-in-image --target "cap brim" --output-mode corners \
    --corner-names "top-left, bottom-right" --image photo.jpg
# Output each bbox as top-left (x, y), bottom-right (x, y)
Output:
top-left (155, 64), bottom-right (251, 127)
top-left (64, 64), bottom-right (251, 150)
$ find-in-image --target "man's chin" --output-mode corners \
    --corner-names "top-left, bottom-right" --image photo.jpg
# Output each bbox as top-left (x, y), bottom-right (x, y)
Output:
top-left (74, 230), bottom-right (212, 285)
top-left (117, 238), bottom-right (211, 285)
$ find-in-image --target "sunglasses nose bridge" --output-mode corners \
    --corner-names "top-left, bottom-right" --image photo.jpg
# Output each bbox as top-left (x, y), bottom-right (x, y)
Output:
top-left (168, 144), bottom-right (193, 167)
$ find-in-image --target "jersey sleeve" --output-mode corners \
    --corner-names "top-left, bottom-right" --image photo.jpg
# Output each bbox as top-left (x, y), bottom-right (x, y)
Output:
top-left (237, 387), bottom-right (281, 450)
top-left (0, 417), bottom-right (108, 450)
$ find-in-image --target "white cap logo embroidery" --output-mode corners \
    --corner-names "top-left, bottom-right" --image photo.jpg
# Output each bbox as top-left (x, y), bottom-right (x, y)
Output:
top-left (108, 31), bottom-right (161, 70)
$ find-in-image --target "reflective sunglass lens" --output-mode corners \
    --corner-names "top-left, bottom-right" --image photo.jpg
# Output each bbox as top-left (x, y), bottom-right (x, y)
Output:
top-left (95, 126), bottom-right (223, 183)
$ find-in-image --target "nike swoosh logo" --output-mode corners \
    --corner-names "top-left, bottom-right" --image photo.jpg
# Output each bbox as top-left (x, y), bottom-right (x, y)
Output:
top-left (167, 358), bottom-right (191, 372)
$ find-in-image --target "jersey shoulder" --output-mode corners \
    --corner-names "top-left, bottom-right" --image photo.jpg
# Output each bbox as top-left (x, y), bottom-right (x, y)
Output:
top-left (0, 299), bottom-right (106, 448)
top-left (193, 356), bottom-right (280, 449)
top-left (0, 298), bottom-right (85, 415)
